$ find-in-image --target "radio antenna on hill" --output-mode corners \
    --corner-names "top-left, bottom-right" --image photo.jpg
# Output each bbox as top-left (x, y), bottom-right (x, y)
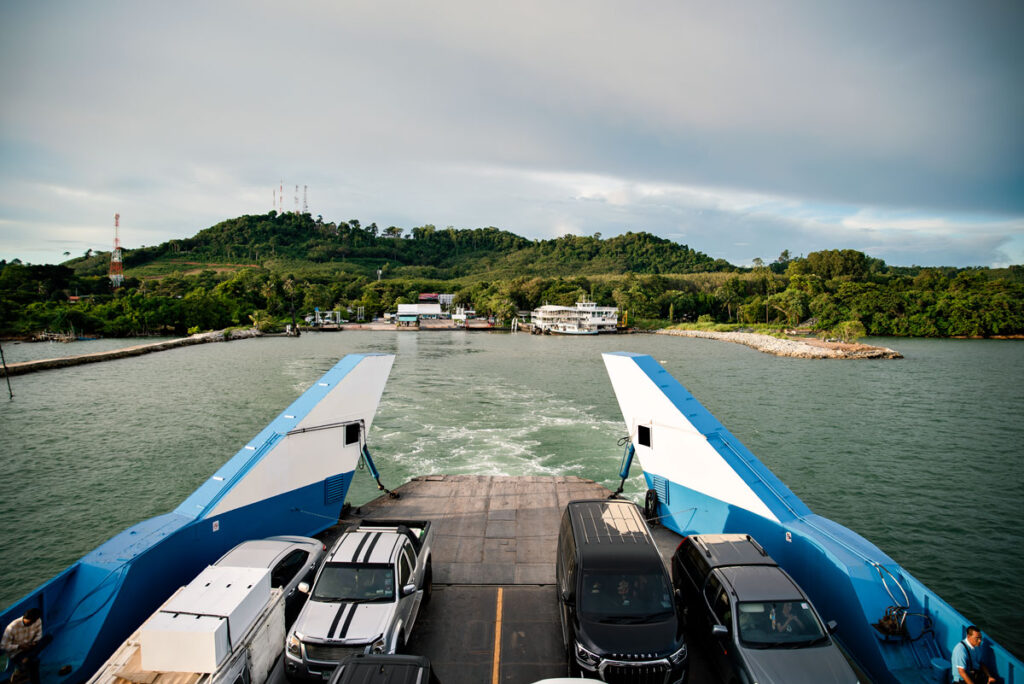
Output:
top-left (109, 213), bottom-right (124, 288)
top-left (279, 180), bottom-right (284, 214)
top-left (294, 185), bottom-right (299, 214)
top-left (303, 185), bottom-right (308, 214)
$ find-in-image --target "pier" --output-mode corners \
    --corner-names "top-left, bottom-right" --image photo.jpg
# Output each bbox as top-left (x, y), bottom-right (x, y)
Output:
top-left (326, 474), bottom-right (723, 684)
top-left (0, 329), bottom-right (261, 377)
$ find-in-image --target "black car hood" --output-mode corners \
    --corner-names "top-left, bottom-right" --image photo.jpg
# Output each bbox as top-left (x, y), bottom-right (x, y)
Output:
top-left (577, 615), bottom-right (681, 657)
top-left (740, 643), bottom-right (857, 684)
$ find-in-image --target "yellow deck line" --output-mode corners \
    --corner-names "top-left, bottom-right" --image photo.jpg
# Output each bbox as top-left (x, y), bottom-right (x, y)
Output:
top-left (492, 587), bottom-right (504, 684)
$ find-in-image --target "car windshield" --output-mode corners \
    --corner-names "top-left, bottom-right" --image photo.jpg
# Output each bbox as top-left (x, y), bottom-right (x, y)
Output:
top-left (312, 564), bottom-right (394, 602)
top-left (736, 601), bottom-right (827, 649)
top-left (580, 571), bottom-right (674, 622)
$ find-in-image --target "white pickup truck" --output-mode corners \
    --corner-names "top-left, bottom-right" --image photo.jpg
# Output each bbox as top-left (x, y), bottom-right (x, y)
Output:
top-left (88, 536), bottom-right (324, 684)
top-left (284, 520), bottom-right (434, 682)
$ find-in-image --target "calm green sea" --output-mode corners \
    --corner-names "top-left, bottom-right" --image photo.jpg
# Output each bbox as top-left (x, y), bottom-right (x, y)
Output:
top-left (1, 332), bottom-right (1022, 656)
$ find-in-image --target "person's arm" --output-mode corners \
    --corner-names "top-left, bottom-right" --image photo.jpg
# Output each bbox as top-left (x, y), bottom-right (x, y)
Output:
top-left (979, 663), bottom-right (996, 683)
top-left (0, 624), bottom-right (14, 652)
top-left (28, 620), bottom-right (41, 646)
top-left (957, 667), bottom-right (980, 684)
top-left (952, 645), bottom-right (969, 683)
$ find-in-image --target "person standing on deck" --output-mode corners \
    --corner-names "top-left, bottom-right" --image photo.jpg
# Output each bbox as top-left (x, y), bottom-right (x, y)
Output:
top-left (1, 608), bottom-right (47, 684)
top-left (952, 626), bottom-right (997, 684)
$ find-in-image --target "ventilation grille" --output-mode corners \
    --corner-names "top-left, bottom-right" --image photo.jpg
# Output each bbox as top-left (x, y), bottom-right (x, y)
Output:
top-left (324, 472), bottom-right (352, 504)
top-left (651, 475), bottom-right (670, 506)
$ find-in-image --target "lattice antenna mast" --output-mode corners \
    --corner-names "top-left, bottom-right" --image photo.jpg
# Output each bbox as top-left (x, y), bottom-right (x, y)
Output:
top-left (303, 185), bottom-right (308, 214)
top-left (279, 180), bottom-right (284, 214)
top-left (109, 213), bottom-right (124, 288)
top-left (294, 185), bottom-right (299, 214)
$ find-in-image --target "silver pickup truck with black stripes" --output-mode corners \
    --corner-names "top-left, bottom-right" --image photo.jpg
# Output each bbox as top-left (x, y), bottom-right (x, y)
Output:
top-left (284, 520), bottom-right (434, 682)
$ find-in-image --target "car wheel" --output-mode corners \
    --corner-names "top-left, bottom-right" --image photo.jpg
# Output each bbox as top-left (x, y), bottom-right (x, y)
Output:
top-left (644, 488), bottom-right (659, 525)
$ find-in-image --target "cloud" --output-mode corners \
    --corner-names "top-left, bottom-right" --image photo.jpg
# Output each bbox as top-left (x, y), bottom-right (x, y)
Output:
top-left (1, 1), bottom-right (1021, 267)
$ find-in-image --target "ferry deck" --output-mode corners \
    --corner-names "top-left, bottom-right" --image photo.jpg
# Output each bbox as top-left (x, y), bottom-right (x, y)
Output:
top-left (311, 474), bottom-right (727, 684)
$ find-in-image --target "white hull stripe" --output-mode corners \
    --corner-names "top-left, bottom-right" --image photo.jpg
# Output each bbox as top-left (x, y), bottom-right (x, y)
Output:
top-left (603, 352), bottom-right (812, 523)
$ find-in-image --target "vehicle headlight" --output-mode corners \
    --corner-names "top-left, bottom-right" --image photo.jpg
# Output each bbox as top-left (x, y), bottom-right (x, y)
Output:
top-left (574, 641), bottom-right (600, 667)
top-left (669, 642), bottom-right (688, 665)
top-left (286, 634), bottom-right (302, 656)
top-left (371, 636), bottom-right (387, 654)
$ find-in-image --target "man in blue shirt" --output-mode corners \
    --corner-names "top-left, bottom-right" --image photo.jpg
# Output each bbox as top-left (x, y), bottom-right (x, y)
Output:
top-left (951, 625), bottom-right (996, 684)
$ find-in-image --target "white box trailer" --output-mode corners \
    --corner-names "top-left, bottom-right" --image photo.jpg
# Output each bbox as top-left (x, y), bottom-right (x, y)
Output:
top-left (89, 566), bottom-right (286, 684)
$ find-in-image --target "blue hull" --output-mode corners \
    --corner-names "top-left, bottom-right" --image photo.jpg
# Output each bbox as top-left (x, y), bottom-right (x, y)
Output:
top-left (604, 352), bottom-right (1022, 684)
top-left (0, 353), bottom-right (394, 683)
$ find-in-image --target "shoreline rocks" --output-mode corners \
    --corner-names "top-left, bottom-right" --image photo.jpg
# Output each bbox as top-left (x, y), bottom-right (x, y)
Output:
top-left (655, 329), bottom-right (903, 359)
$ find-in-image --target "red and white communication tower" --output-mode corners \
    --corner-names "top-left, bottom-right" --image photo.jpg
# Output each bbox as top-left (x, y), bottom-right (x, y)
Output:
top-left (109, 213), bottom-right (124, 288)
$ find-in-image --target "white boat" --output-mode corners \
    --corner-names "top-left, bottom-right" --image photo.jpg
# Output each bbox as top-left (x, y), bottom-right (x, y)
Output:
top-left (530, 300), bottom-right (618, 334)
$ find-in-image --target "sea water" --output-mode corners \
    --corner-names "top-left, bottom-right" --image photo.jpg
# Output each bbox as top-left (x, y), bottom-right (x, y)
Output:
top-left (1, 331), bottom-right (1021, 656)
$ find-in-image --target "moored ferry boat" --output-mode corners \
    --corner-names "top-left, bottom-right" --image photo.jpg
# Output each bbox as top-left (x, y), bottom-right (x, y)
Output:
top-left (531, 299), bottom-right (618, 334)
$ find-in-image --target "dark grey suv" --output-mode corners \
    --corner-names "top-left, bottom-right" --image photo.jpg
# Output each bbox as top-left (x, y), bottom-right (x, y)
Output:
top-left (671, 534), bottom-right (858, 684)
top-left (557, 499), bottom-right (687, 683)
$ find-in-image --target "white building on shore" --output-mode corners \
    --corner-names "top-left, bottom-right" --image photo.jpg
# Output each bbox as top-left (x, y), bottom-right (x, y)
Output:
top-left (396, 302), bottom-right (443, 325)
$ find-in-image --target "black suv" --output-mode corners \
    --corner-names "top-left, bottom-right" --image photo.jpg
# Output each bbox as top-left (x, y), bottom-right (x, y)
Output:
top-left (671, 534), bottom-right (858, 684)
top-left (329, 654), bottom-right (441, 684)
top-left (556, 499), bottom-right (687, 683)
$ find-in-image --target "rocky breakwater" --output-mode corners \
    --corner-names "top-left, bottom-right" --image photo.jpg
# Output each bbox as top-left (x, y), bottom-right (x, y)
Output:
top-left (1, 328), bottom-right (263, 377)
top-left (655, 329), bottom-right (902, 359)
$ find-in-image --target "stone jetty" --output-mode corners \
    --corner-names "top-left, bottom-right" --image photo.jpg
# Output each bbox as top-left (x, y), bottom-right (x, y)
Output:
top-left (655, 329), bottom-right (903, 359)
top-left (0, 328), bottom-right (262, 377)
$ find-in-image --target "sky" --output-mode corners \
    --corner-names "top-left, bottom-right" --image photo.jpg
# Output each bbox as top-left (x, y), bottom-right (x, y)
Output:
top-left (1, 1), bottom-right (1022, 268)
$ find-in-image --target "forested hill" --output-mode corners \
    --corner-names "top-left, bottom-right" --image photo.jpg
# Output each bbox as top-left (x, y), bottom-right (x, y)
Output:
top-left (113, 212), bottom-right (727, 278)
top-left (5, 210), bottom-right (1023, 340)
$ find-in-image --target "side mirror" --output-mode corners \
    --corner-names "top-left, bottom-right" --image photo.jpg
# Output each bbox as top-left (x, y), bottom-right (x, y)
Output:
top-left (712, 624), bottom-right (729, 639)
top-left (827, 620), bottom-right (838, 634)
top-left (297, 582), bottom-right (310, 594)
top-left (402, 583), bottom-right (417, 596)
top-left (560, 589), bottom-right (574, 603)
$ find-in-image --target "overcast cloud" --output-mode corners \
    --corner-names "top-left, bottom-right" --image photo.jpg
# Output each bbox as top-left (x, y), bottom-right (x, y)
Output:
top-left (1, 1), bottom-right (1022, 267)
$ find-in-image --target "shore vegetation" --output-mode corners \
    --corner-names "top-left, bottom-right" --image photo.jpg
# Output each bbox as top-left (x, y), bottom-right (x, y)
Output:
top-left (2, 212), bottom-right (1022, 339)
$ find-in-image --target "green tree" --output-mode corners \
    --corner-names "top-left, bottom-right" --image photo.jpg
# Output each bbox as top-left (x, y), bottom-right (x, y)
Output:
top-left (714, 277), bottom-right (745, 321)
top-left (831, 320), bottom-right (866, 343)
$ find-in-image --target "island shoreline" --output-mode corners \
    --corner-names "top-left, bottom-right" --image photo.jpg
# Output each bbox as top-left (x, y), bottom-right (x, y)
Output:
top-left (655, 329), bottom-right (903, 359)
